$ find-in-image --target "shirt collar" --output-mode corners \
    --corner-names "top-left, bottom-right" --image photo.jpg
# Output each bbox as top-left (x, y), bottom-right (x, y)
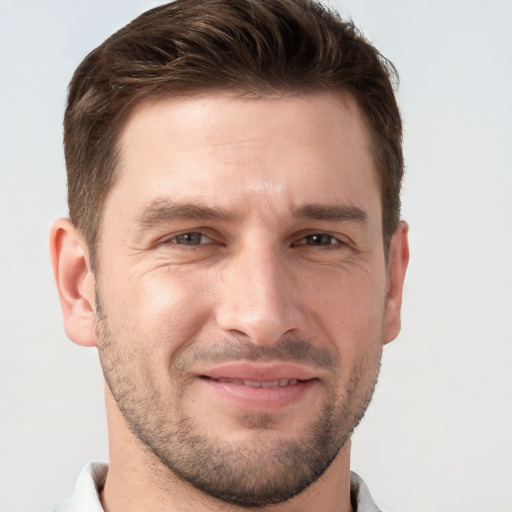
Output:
top-left (53, 461), bottom-right (107, 512)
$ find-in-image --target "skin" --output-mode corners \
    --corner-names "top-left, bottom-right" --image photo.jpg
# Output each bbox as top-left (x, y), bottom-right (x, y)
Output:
top-left (50, 91), bottom-right (409, 512)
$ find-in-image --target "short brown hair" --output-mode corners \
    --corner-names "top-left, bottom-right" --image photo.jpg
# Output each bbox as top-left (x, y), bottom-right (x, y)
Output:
top-left (64, 0), bottom-right (403, 269)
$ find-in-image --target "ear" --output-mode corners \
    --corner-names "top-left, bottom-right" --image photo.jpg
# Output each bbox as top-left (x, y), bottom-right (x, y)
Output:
top-left (382, 221), bottom-right (409, 344)
top-left (49, 218), bottom-right (98, 347)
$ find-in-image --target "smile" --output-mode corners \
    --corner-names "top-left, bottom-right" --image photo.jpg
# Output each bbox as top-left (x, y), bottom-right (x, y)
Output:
top-left (206, 377), bottom-right (301, 388)
top-left (198, 371), bottom-right (317, 411)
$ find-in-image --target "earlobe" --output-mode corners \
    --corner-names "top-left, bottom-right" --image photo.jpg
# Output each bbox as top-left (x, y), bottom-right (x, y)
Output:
top-left (49, 218), bottom-right (98, 347)
top-left (383, 221), bottom-right (409, 344)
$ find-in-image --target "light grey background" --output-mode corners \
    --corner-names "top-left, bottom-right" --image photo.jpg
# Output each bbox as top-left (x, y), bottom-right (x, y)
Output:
top-left (1, 1), bottom-right (511, 511)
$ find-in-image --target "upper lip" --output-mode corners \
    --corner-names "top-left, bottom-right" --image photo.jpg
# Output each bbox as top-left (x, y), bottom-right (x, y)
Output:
top-left (198, 362), bottom-right (318, 382)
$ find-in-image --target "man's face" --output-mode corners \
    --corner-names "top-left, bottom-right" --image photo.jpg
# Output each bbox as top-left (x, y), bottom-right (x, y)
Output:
top-left (92, 92), bottom-right (405, 506)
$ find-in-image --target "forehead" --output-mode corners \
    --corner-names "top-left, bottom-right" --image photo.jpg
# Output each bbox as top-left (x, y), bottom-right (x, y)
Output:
top-left (107, 91), bottom-right (380, 225)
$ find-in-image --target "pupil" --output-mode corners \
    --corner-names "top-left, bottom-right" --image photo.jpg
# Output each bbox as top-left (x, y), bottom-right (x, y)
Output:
top-left (179, 233), bottom-right (201, 244)
top-left (309, 234), bottom-right (330, 245)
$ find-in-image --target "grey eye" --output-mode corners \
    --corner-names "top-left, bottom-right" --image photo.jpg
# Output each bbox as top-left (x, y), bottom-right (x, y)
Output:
top-left (174, 233), bottom-right (206, 245)
top-left (304, 234), bottom-right (336, 246)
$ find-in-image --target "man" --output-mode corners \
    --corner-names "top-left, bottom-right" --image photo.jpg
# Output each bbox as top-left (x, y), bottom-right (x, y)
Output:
top-left (50, 0), bottom-right (409, 510)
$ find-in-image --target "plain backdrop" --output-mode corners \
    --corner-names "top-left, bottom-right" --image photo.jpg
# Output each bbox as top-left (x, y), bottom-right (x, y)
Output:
top-left (0, 1), bottom-right (511, 511)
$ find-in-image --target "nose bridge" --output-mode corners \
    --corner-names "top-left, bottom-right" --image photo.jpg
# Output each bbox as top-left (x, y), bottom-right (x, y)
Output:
top-left (215, 239), bottom-right (300, 344)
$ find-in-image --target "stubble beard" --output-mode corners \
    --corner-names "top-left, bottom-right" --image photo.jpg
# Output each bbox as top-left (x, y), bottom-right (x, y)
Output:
top-left (95, 296), bottom-right (382, 508)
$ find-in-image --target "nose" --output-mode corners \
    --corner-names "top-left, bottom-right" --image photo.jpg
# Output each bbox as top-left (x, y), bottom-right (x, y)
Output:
top-left (215, 243), bottom-right (304, 345)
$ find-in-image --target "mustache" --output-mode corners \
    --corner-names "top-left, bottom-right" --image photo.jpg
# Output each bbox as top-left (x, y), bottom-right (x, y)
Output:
top-left (174, 337), bottom-right (337, 373)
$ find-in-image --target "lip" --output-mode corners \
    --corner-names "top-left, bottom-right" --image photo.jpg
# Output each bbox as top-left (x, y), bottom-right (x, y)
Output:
top-left (197, 362), bottom-right (319, 411)
top-left (200, 361), bottom-right (318, 382)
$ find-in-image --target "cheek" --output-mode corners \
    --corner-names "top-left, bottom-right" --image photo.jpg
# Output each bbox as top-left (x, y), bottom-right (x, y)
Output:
top-left (307, 266), bottom-right (387, 352)
top-left (101, 266), bottom-right (216, 355)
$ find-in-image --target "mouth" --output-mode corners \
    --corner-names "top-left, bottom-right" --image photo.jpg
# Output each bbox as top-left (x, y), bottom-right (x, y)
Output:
top-left (196, 363), bottom-right (319, 411)
top-left (201, 376), bottom-right (302, 388)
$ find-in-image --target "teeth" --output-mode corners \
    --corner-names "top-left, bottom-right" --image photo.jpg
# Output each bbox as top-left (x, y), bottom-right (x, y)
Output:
top-left (243, 380), bottom-right (262, 387)
top-left (217, 378), bottom-right (243, 384)
top-left (214, 378), bottom-right (299, 387)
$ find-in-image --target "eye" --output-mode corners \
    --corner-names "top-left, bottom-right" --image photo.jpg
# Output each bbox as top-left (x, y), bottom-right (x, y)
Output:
top-left (170, 232), bottom-right (212, 245)
top-left (295, 234), bottom-right (345, 247)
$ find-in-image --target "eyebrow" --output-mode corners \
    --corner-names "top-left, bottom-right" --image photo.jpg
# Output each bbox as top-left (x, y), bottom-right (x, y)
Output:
top-left (136, 199), bottom-right (235, 229)
top-left (136, 199), bottom-right (369, 230)
top-left (293, 204), bottom-right (369, 225)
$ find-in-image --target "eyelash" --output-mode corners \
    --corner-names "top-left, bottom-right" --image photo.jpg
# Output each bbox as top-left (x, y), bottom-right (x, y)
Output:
top-left (169, 232), bottom-right (213, 246)
top-left (292, 233), bottom-right (347, 248)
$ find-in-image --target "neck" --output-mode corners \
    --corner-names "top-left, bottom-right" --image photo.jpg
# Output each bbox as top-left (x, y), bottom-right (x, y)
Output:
top-left (101, 387), bottom-right (354, 512)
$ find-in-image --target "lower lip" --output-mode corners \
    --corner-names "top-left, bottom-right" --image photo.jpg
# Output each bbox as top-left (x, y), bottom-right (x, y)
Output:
top-left (199, 377), bottom-right (317, 411)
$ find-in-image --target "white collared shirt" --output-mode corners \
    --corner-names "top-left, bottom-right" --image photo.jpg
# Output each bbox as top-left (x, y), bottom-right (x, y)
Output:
top-left (53, 461), bottom-right (383, 511)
